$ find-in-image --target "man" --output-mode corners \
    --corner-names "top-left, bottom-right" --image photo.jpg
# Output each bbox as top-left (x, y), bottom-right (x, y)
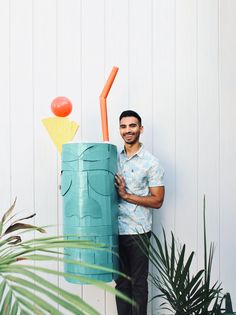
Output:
top-left (115, 110), bottom-right (165, 315)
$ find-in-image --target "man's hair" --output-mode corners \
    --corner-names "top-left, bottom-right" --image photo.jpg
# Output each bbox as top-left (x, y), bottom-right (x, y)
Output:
top-left (119, 110), bottom-right (142, 126)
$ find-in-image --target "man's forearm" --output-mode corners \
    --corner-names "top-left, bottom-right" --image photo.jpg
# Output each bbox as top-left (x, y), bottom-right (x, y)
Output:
top-left (121, 192), bottom-right (163, 209)
top-left (115, 174), bottom-right (165, 209)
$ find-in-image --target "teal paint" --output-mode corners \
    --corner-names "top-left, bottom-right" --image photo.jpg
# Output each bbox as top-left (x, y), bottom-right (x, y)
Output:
top-left (61, 143), bottom-right (118, 283)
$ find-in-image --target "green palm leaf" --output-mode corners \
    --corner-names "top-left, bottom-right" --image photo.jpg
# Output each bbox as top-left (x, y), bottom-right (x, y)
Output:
top-left (142, 196), bottom-right (223, 315)
top-left (4, 275), bottom-right (90, 315)
top-left (0, 200), bottom-right (134, 314)
top-left (1, 290), bottom-right (12, 314)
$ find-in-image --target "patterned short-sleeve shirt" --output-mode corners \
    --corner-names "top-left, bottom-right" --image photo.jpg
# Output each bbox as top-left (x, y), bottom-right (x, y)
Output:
top-left (117, 144), bottom-right (164, 235)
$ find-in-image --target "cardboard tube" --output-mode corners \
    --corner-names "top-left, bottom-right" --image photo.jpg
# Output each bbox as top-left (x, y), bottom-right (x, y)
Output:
top-left (100, 66), bottom-right (119, 142)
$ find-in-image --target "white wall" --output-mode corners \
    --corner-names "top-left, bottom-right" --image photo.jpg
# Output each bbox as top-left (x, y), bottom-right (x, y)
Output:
top-left (0, 0), bottom-right (236, 314)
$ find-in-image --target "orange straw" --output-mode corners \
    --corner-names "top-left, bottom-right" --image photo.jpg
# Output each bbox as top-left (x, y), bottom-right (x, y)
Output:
top-left (100, 66), bottom-right (119, 141)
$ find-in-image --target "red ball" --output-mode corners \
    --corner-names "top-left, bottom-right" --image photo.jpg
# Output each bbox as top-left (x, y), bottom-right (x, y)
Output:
top-left (51, 96), bottom-right (72, 117)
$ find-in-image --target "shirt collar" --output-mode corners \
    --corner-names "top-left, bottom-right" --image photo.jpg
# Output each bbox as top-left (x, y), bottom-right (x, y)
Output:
top-left (120, 143), bottom-right (144, 159)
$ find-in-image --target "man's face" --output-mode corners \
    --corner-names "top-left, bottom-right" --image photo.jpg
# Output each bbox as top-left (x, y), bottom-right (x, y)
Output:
top-left (119, 116), bottom-right (143, 145)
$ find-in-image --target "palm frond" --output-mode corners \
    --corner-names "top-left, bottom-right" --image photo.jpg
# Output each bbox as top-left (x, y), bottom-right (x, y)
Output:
top-left (141, 196), bottom-right (223, 315)
top-left (0, 200), bottom-right (134, 314)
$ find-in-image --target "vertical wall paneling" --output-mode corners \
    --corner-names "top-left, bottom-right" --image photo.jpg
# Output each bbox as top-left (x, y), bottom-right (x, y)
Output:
top-left (33, 0), bottom-right (58, 308)
top-left (0, 1), bottom-right (11, 210)
top-left (81, 1), bottom-right (106, 313)
top-left (57, 0), bottom-right (83, 305)
top-left (9, 3), bottom-right (38, 304)
top-left (219, 0), bottom-right (236, 303)
top-left (81, 0), bottom-right (105, 143)
top-left (10, 0), bottom-right (34, 212)
top-left (104, 281), bottom-right (117, 315)
top-left (197, 0), bottom-right (220, 281)
top-left (152, 0), bottom-right (176, 243)
top-left (57, 0), bottom-right (82, 142)
top-left (175, 0), bottom-right (198, 261)
top-left (152, 1), bottom-right (176, 313)
top-left (129, 0), bottom-right (153, 151)
top-left (105, 0), bottom-right (129, 149)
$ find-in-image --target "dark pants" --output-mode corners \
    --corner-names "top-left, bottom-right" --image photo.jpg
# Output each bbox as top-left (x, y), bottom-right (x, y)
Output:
top-left (115, 232), bottom-right (151, 315)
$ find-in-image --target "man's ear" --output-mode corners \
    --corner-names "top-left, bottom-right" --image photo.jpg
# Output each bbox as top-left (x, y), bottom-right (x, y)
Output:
top-left (140, 126), bottom-right (144, 134)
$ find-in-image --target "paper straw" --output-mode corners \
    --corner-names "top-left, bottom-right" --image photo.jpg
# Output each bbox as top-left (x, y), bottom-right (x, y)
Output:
top-left (100, 66), bottom-right (119, 141)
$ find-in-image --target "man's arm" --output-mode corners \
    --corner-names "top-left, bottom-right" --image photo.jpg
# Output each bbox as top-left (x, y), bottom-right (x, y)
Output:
top-left (115, 174), bottom-right (165, 209)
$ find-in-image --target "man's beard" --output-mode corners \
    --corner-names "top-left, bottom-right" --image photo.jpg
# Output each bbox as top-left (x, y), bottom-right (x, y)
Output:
top-left (123, 133), bottom-right (139, 144)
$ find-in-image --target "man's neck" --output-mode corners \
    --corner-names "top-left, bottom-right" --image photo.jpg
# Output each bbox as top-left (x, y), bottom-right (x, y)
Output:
top-left (124, 142), bottom-right (141, 158)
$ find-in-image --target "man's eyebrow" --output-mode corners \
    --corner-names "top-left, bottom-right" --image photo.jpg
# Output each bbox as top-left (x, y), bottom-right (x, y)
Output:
top-left (119, 123), bottom-right (139, 127)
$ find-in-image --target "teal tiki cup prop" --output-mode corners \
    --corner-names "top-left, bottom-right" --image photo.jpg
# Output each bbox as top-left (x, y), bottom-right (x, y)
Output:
top-left (61, 143), bottom-right (118, 283)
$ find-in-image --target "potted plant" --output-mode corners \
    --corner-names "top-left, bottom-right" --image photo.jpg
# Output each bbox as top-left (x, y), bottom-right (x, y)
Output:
top-left (0, 198), bottom-right (133, 314)
top-left (140, 197), bottom-right (235, 315)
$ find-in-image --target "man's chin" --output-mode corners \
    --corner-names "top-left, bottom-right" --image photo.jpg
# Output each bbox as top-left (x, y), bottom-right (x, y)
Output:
top-left (124, 139), bottom-right (136, 145)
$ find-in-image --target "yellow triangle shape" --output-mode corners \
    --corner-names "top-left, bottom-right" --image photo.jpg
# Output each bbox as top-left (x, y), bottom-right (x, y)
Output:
top-left (42, 117), bottom-right (79, 153)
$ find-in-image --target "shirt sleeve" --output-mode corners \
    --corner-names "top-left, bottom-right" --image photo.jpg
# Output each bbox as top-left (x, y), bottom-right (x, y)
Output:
top-left (147, 162), bottom-right (165, 187)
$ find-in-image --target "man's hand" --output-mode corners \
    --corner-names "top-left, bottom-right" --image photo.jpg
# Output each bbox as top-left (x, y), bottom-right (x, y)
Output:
top-left (115, 173), bottom-right (165, 208)
top-left (115, 174), bottom-right (128, 200)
